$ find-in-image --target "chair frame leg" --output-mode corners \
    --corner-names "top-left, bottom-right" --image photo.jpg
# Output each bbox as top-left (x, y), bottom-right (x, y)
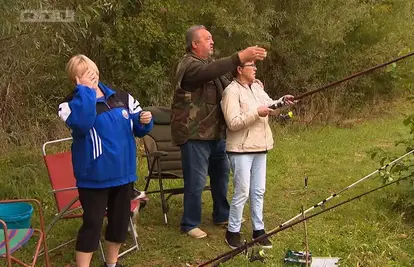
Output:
top-left (118, 217), bottom-right (140, 258)
top-left (158, 178), bottom-right (168, 224)
top-left (1, 225), bottom-right (45, 267)
top-left (144, 158), bottom-right (157, 192)
top-left (38, 196), bottom-right (80, 257)
top-left (156, 158), bottom-right (169, 224)
top-left (45, 196), bottom-right (79, 234)
top-left (1, 220), bottom-right (12, 267)
top-left (144, 155), bottom-right (170, 224)
top-left (99, 240), bottom-right (106, 263)
top-left (95, 209), bottom-right (142, 262)
top-left (144, 175), bottom-right (151, 192)
top-left (130, 217), bottom-right (140, 252)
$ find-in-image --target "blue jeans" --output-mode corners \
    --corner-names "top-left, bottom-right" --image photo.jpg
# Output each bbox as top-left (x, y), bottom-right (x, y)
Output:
top-left (180, 139), bottom-right (230, 232)
top-left (227, 153), bottom-right (267, 232)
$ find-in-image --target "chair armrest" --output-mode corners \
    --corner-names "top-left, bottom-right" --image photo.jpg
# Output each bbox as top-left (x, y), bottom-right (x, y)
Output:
top-left (144, 151), bottom-right (168, 158)
top-left (0, 219), bottom-right (7, 229)
top-left (0, 219), bottom-right (8, 233)
top-left (53, 187), bottom-right (78, 193)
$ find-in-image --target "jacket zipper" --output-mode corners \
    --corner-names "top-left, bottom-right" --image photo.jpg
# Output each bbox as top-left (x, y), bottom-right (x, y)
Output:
top-left (104, 101), bottom-right (111, 110)
top-left (103, 100), bottom-right (115, 121)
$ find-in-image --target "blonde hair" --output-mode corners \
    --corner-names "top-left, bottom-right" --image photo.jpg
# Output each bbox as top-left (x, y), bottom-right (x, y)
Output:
top-left (66, 54), bottom-right (99, 83)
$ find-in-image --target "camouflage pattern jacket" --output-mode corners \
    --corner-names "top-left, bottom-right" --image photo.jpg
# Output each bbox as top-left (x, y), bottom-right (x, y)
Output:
top-left (170, 52), bottom-right (241, 146)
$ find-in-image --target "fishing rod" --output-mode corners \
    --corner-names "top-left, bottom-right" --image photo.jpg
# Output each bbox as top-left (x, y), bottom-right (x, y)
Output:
top-left (293, 51), bottom-right (414, 101)
top-left (199, 174), bottom-right (413, 266)
top-left (271, 149), bottom-right (414, 231)
top-left (270, 51), bottom-right (414, 109)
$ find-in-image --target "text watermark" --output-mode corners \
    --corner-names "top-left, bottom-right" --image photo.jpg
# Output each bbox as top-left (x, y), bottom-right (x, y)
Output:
top-left (20, 10), bottom-right (75, 22)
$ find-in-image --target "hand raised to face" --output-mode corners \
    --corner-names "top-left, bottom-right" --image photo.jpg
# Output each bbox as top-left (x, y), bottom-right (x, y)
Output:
top-left (75, 68), bottom-right (98, 90)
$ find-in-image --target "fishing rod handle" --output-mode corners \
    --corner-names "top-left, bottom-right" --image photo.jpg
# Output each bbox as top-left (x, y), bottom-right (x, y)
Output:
top-left (269, 96), bottom-right (286, 109)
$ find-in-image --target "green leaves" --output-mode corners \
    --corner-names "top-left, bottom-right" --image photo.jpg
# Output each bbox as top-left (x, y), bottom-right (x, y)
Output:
top-left (372, 110), bottom-right (414, 186)
top-left (2, 0), bottom-right (414, 146)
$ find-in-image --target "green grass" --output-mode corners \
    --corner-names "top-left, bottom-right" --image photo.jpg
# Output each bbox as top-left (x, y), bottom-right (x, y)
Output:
top-left (1, 103), bottom-right (414, 266)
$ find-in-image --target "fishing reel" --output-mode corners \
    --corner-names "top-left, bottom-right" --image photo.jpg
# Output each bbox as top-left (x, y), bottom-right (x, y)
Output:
top-left (277, 111), bottom-right (294, 125)
top-left (211, 244), bottom-right (267, 266)
top-left (244, 244), bottom-right (267, 263)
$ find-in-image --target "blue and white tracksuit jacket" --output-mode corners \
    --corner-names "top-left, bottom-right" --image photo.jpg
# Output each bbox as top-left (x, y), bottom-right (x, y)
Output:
top-left (58, 82), bottom-right (153, 189)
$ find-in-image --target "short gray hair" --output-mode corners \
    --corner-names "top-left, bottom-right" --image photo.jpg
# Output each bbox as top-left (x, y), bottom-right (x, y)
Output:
top-left (185, 25), bottom-right (206, 53)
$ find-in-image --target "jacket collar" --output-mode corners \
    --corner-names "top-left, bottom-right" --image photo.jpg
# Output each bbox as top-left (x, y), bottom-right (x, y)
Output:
top-left (188, 52), bottom-right (213, 64)
top-left (234, 78), bottom-right (252, 89)
top-left (98, 82), bottom-right (116, 99)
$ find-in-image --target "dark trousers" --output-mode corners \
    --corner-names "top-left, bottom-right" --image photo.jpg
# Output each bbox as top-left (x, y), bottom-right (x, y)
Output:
top-left (75, 183), bottom-right (132, 252)
top-left (180, 139), bottom-right (230, 232)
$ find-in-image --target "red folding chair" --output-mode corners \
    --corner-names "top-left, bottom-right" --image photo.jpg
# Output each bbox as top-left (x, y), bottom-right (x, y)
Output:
top-left (0, 199), bottom-right (50, 267)
top-left (41, 137), bottom-right (140, 261)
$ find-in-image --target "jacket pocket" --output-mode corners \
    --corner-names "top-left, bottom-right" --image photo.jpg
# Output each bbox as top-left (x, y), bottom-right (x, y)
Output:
top-left (87, 145), bottom-right (124, 182)
top-left (240, 129), bottom-right (250, 149)
top-left (243, 128), bottom-right (262, 150)
top-left (71, 138), bottom-right (92, 178)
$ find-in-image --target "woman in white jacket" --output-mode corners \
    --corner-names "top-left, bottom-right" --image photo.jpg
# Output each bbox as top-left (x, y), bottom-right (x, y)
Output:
top-left (221, 61), bottom-right (294, 249)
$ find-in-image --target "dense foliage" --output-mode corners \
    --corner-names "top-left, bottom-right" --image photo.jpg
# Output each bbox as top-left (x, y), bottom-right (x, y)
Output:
top-left (1, 0), bottom-right (414, 148)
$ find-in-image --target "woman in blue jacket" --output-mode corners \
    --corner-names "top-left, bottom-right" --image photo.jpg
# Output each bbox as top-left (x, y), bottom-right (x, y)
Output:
top-left (58, 54), bottom-right (153, 267)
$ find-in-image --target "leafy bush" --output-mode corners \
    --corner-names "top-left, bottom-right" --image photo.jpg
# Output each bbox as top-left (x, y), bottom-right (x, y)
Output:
top-left (1, 0), bottom-right (414, 149)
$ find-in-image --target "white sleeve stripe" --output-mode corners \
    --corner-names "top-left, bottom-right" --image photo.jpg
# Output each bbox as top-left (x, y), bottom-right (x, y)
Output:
top-left (90, 129), bottom-right (96, 159)
top-left (97, 134), bottom-right (102, 156)
top-left (58, 102), bottom-right (71, 122)
top-left (93, 128), bottom-right (99, 158)
top-left (128, 94), bottom-right (142, 114)
top-left (93, 128), bottom-right (102, 158)
top-left (90, 128), bottom-right (103, 159)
